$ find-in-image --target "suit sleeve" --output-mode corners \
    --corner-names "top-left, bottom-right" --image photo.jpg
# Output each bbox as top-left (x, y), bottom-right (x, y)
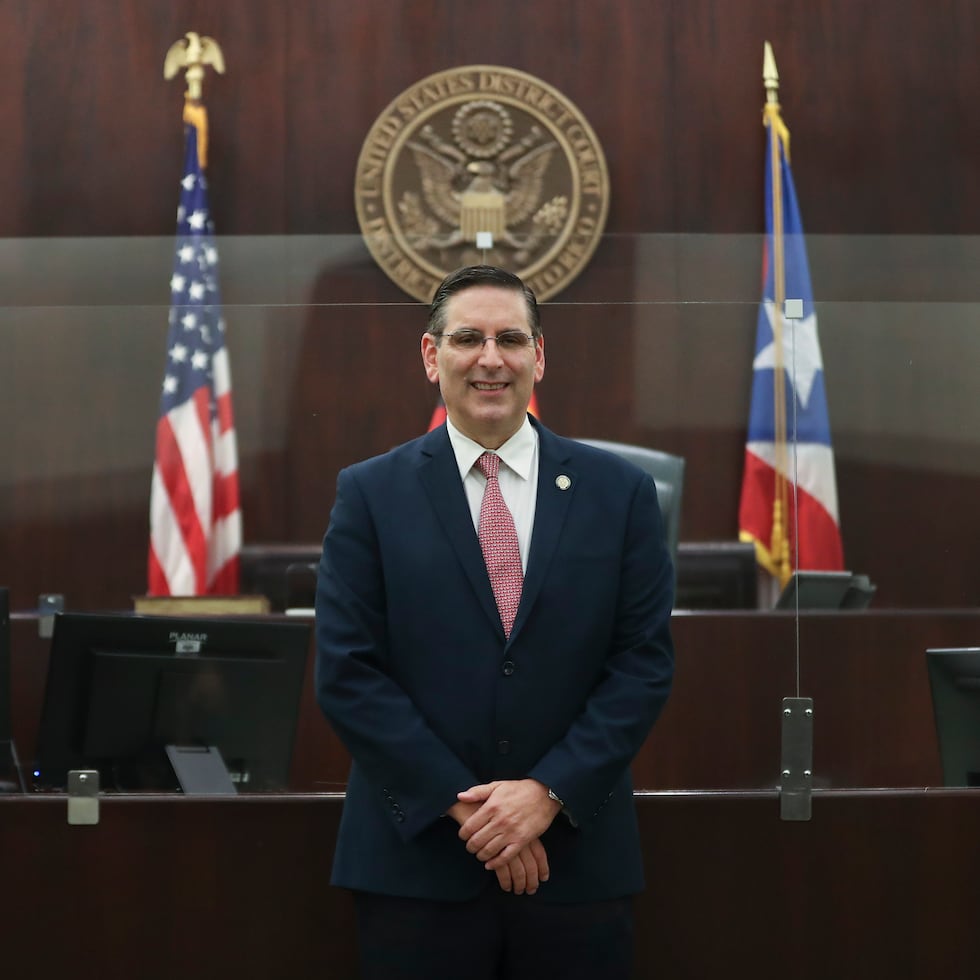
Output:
top-left (527, 472), bottom-right (675, 827)
top-left (315, 466), bottom-right (479, 840)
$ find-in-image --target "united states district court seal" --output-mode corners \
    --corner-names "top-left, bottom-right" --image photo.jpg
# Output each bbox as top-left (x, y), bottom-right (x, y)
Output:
top-left (354, 65), bottom-right (610, 302)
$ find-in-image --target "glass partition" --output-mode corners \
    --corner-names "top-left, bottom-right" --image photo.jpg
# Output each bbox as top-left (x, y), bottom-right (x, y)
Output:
top-left (1, 233), bottom-right (978, 795)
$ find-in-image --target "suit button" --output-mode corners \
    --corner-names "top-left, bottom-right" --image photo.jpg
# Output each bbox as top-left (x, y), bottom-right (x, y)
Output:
top-left (501, 660), bottom-right (515, 676)
top-left (497, 740), bottom-right (511, 755)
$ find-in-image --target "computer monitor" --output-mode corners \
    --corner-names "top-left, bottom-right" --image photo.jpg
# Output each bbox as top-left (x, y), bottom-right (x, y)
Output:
top-left (33, 612), bottom-right (311, 793)
top-left (240, 543), bottom-right (322, 611)
top-left (926, 647), bottom-right (980, 787)
top-left (674, 542), bottom-right (759, 609)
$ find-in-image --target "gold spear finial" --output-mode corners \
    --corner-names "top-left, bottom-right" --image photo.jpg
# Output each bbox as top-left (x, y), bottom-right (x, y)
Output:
top-left (164, 31), bottom-right (226, 102)
top-left (763, 41), bottom-right (790, 160)
top-left (763, 41), bottom-right (779, 104)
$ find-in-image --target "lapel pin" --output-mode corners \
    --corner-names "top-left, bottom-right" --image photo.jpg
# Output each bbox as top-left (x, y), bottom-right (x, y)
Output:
top-left (555, 475), bottom-right (572, 491)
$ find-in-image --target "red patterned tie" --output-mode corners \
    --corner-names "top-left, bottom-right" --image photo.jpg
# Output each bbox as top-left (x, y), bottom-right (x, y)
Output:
top-left (476, 452), bottom-right (523, 639)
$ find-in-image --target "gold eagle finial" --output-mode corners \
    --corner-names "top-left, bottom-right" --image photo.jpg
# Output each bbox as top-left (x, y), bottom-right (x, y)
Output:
top-left (164, 32), bottom-right (226, 101)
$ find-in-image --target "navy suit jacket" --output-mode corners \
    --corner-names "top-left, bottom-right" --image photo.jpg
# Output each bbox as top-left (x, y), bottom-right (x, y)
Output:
top-left (315, 418), bottom-right (674, 903)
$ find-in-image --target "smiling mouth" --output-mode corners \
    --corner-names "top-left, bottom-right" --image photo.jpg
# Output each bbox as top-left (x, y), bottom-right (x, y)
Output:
top-left (472, 382), bottom-right (507, 391)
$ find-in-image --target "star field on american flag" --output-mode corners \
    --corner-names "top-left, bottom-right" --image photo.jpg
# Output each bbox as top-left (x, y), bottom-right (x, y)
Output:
top-left (161, 184), bottom-right (225, 417)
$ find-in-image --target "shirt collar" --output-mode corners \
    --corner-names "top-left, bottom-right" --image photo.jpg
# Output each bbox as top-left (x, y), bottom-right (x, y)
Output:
top-left (446, 415), bottom-right (537, 482)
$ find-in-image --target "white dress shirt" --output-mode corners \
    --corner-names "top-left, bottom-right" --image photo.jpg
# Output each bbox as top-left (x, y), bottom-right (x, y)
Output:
top-left (445, 416), bottom-right (539, 573)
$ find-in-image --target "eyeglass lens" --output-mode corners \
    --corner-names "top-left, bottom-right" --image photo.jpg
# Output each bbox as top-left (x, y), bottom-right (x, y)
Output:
top-left (446, 330), bottom-right (532, 351)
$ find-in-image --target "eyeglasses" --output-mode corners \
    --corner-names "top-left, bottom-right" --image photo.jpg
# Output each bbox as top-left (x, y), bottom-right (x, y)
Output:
top-left (440, 329), bottom-right (536, 352)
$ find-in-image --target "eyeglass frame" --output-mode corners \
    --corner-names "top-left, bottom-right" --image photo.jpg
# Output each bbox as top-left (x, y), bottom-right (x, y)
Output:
top-left (433, 328), bottom-right (538, 352)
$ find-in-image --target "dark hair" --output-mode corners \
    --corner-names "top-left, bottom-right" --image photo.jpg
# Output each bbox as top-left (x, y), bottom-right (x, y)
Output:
top-left (427, 265), bottom-right (541, 340)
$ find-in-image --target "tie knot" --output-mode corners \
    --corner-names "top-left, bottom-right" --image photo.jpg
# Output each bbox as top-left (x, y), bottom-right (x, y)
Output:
top-left (477, 452), bottom-right (500, 480)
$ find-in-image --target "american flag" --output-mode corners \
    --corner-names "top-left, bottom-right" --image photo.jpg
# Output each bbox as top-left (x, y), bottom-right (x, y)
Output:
top-left (738, 102), bottom-right (844, 584)
top-left (148, 110), bottom-right (241, 595)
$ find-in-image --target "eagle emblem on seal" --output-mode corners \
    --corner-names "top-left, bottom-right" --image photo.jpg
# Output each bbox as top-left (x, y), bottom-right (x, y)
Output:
top-left (399, 100), bottom-right (569, 263)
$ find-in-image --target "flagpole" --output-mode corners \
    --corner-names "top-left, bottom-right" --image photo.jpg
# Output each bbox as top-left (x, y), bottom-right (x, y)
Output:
top-left (763, 42), bottom-right (792, 587)
top-left (740, 46), bottom-right (844, 587)
top-left (151, 32), bottom-right (240, 596)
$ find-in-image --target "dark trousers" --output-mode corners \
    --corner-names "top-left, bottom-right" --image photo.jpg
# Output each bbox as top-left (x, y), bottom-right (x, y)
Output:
top-left (353, 887), bottom-right (634, 980)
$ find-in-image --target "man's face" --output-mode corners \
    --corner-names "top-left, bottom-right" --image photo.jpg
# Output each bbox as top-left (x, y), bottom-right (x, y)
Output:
top-left (422, 285), bottom-right (545, 449)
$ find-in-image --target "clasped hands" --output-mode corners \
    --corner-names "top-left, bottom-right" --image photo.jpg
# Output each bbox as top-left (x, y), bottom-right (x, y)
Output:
top-left (448, 778), bottom-right (561, 896)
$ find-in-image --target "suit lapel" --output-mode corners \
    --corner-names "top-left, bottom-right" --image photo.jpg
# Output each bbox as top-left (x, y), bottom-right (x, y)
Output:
top-left (416, 427), bottom-right (503, 637)
top-left (511, 422), bottom-right (576, 640)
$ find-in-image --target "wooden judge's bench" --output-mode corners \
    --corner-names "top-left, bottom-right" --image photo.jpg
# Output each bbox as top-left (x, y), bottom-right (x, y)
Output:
top-left (2, 609), bottom-right (979, 979)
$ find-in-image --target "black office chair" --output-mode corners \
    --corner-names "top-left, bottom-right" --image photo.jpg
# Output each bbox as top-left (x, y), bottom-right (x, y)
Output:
top-left (575, 439), bottom-right (685, 568)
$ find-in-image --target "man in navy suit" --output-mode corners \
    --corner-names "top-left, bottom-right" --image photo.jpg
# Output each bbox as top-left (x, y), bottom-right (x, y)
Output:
top-left (316, 265), bottom-right (674, 979)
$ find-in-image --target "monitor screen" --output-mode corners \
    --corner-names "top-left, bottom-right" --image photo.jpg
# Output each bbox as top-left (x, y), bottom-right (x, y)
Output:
top-left (33, 612), bottom-right (311, 793)
top-left (240, 544), bottom-right (322, 611)
top-left (674, 542), bottom-right (758, 610)
top-left (926, 647), bottom-right (980, 787)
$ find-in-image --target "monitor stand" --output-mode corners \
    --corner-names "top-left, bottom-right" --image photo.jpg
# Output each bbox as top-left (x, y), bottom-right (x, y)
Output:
top-left (0, 739), bottom-right (25, 793)
top-left (166, 744), bottom-right (237, 796)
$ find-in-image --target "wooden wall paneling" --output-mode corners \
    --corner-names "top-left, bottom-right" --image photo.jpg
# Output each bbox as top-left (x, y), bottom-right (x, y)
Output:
top-left (2, 1), bottom-right (979, 612)
top-left (2, 791), bottom-right (979, 979)
top-left (637, 790), bottom-right (980, 980)
top-left (835, 458), bottom-right (980, 610)
top-left (2, 1), bottom-right (290, 235)
top-left (1, 1), bottom-right (978, 237)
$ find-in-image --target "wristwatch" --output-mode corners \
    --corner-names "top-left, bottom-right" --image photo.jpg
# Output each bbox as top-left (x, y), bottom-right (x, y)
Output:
top-left (547, 787), bottom-right (565, 807)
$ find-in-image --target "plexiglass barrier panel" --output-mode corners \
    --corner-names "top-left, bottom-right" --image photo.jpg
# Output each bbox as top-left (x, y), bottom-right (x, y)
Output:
top-left (1, 233), bottom-right (978, 792)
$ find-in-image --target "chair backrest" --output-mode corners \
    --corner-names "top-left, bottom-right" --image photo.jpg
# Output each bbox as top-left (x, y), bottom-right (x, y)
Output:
top-left (575, 439), bottom-right (685, 567)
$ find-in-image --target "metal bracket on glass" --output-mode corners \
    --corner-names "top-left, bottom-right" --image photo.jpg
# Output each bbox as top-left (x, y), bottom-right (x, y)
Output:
top-left (38, 593), bottom-right (64, 638)
top-left (779, 697), bottom-right (813, 821)
top-left (67, 769), bottom-right (100, 826)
